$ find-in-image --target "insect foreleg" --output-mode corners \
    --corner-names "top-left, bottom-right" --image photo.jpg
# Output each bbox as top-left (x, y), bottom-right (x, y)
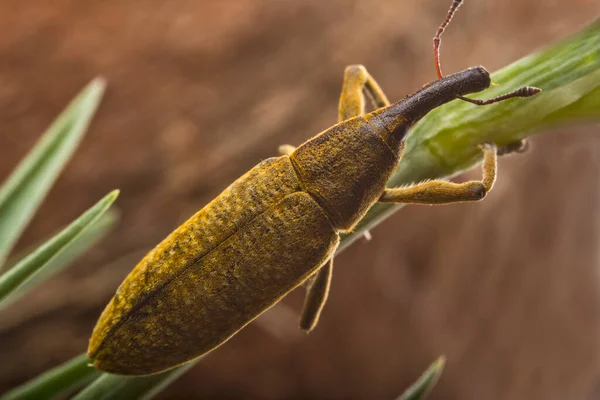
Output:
top-left (278, 144), bottom-right (296, 156)
top-left (278, 65), bottom-right (391, 157)
top-left (497, 139), bottom-right (529, 156)
top-left (291, 65), bottom-right (394, 328)
top-left (339, 65), bottom-right (390, 121)
top-left (299, 257), bottom-right (334, 332)
top-left (338, 64), bottom-right (392, 240)
top-left (379, 143), bottom-right (498, 205)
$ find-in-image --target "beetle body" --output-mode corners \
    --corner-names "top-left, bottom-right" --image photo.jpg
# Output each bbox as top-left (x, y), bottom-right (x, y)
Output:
top-left (88, 162), bottom-right (338, 375)
top-left (88, 120), bottom-right (398, 374)
top-left (88, 68), bottom-right (507, 375)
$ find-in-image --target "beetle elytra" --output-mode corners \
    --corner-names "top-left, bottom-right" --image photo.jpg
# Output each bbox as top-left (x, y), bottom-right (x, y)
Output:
top-left (89, 0), bottom-right (541, 375)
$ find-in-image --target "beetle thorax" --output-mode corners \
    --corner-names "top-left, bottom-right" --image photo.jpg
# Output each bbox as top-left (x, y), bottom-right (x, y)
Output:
top-left (290, 116), bottom-right (403, 231)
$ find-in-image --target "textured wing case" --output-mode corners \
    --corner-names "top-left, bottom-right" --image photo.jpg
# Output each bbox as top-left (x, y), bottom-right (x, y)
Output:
top-left (89, 156), bottom-right (339, 374)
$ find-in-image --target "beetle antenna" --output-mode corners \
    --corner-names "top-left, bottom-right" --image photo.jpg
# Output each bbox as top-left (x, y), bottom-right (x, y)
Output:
top-left (433, 0), bottom-right (543, 105)
top-left (433, 0), bottom-right (463, 80)
top-left (457, 86), bottom-right (542, 105)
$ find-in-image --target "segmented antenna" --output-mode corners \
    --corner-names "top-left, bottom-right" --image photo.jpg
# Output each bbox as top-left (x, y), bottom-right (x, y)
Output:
top-left (433, 0), bottom-right (542, 104)
top-left (458, 86), bottom-right (542, 105)
top-left (433, 0), bottom-right (463, 79)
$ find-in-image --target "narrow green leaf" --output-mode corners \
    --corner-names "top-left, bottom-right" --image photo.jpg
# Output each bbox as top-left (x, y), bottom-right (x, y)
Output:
top-left (72, 361), bottom-right (195, 400)
top-left (0, 190), bottom-right (119, 305)
top-left (340, 18), bottom-right (600, 250)
top-left (0, 78), bottom-right (106, 268)
top-left (0, 209), bottom-right (119, 308)
top-left (0, 354), bottom-right (99, 400)
top-left (541, 71), bottom-right (600, 125)
top-left (30, 20), bottom-right (600, 400)
top-left (397, 357), bottom-right (446, 400)
top-left (390, 18), bottom-right (600, 186)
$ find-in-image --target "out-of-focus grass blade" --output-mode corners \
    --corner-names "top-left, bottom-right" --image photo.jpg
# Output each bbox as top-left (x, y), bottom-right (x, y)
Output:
top-left (0, 209), bottom-right (120, 309)
top-left (0, 78), bottom-right (106, 269)
top-left (24, 20), bottom-right (600, 400)
top-left (0, 190), bottom-right (119, 305)
top-left (0, 354), bottom-right (100, 400)
top-left (72, 361), bottom-right (196, 400)
top-left (397, 357), bottom-right (445, 400)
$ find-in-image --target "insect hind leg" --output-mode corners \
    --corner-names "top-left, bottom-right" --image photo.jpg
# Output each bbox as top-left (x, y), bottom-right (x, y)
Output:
top-left (300, 257), bottom-right (333, 332)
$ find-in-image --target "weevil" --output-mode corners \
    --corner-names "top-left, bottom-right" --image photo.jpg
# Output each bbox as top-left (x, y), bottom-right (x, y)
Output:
top-left (89, 0), bottom-right (541, 375)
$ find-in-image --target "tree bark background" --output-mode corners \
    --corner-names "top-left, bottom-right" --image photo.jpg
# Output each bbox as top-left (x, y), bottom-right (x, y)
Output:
top-left (1, 0), bottom-right (599, 399)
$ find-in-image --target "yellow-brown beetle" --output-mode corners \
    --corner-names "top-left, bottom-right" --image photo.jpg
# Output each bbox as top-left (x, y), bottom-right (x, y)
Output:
top-left (89, 0), bottom-right (540, 375)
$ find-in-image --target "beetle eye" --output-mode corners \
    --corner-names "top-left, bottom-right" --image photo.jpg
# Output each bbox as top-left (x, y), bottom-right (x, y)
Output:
top-left (391, 123), bottom-right (408, 141)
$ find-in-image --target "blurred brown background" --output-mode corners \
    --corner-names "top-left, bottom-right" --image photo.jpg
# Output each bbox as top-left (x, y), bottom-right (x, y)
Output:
top-left (1, 0), bottom-right (600, 399)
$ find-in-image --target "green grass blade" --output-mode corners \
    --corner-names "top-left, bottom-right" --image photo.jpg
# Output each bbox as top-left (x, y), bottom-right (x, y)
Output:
top-left (0, 209), bottom-right (120, 309)
top-left (390, 18), bottom-right (600, 186)
top-left (72, 362), bottom-right (195, 400)
top-left (341, 18), bottom-right (600, 250)
top-left (27, 20), bottom-right (600, 400)
top-left (0, 354), bottom-right (100, 400)
top-left (0, 78), bottom-right (106, 268)
top-left (397, 357), bottom-right (445, 400)
top-left (541, 71), bottom-right (600, 125)
top-left (0, 190), bottom-right (119, 306)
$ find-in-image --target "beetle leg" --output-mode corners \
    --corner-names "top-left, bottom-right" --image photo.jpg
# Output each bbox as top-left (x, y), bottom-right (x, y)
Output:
top-left (281, 65), bottom-right (390, 154)
top-left (379, 143), bottom-right (498, 204)
top-left (339, 65), bottom-right (389, 240)
top-left (278, 144), bottom-right (296, 156)
top-left (498, 139), bottom-right (529, 156)
top-left (339, 65), bottom-right (390, 121)
top-left (300, 257), bottom-right (333, 332)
